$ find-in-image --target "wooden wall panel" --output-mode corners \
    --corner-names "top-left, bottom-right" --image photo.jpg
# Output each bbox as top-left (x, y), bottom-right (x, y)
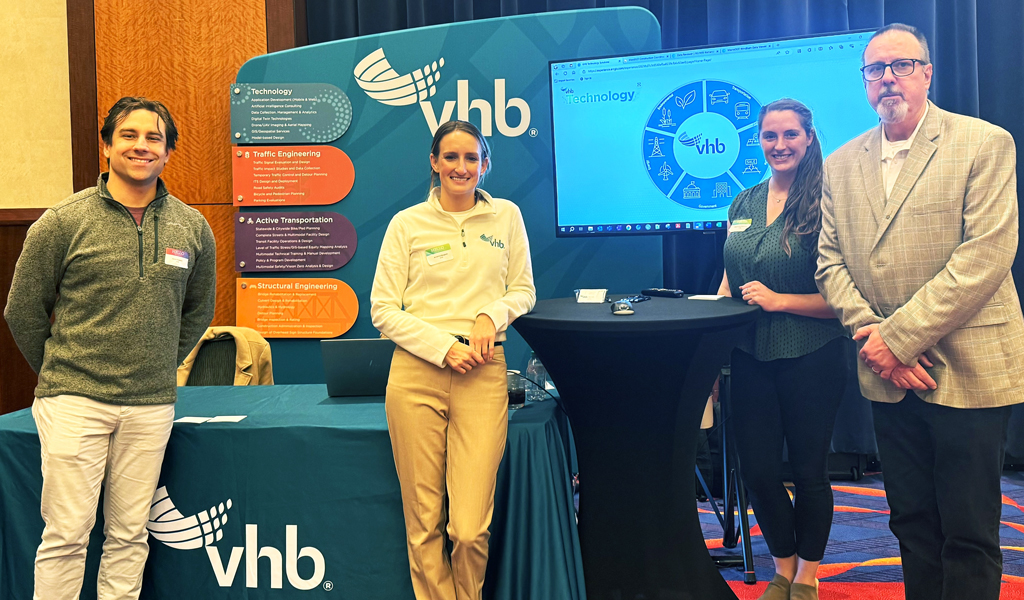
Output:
top-left (193, 204), bottom-right (239, 327)
top-left (266, 0), bottom-right (308, 52)
top-left (67, 0), bottom-right (99, 193)
top-left (93, 0), bottom-right (267, 333)
top-left (0, 219), bottom-right (43, 415)
top-left (94, 0), bottom-right (268, 206)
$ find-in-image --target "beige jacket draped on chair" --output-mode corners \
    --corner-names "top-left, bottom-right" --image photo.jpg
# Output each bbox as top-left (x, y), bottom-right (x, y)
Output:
top-left (176, 326), bottom-right (274, 386)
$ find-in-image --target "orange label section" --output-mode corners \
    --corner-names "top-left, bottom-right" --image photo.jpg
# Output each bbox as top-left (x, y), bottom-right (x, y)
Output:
top-left (236, 278), bottom-right (358, 338)
top-left (232, 145), bottom-right (355, 206)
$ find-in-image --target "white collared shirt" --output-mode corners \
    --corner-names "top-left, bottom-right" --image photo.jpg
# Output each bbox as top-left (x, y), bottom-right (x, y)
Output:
top-left (880, 102), bottom-right (929, 200)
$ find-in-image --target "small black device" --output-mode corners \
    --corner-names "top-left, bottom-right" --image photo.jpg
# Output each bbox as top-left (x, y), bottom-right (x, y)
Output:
top-left (642, 288), bottom-right (685, 298)
top-left (611, 300), bottom-right (634, 315)
top-left (605, 294), bottom-right (650, 303)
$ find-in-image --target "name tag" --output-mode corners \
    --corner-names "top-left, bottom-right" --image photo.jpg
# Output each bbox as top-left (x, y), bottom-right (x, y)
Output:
top-left (729, 219), bottom-right (752, 233)
top-left (165, 248), bottom-right (190, 269)
top-left (575, 289), bottom-right (607, 303)
top-left (425, 244), bottom-right (454, 266)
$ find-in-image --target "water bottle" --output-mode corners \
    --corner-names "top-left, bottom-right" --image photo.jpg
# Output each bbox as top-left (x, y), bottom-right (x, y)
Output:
top-left (526, 352), bottom-right (549, 402)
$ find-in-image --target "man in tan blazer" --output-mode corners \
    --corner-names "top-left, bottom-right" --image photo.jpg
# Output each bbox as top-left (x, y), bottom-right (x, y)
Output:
top-left (816, 23), bottom-right (1024, 600)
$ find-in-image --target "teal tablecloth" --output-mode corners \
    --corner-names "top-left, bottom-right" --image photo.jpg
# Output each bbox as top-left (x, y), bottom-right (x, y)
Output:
top-left (0, 385), bottom-right (584, 600)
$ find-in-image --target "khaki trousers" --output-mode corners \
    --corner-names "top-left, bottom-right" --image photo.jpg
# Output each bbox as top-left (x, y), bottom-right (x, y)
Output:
top-left (32, 394), bottom-right (175, 600)
top-left (386, 346), bottom-right (508, 600)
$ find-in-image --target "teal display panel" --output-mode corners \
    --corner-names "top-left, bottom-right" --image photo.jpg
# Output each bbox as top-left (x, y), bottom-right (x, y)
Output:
top-left (230, 83), bottom-right (353, 143)
top-left (235, 8), bottom-right (664, 382)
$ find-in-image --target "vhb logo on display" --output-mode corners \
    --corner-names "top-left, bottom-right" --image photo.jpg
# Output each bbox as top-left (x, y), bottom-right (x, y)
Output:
top-left (677, 131), bottom-right (728, 155)
top-left (148, 486), bottom-right (327, 591)
top-left (354, 48), bottom-right (531, 137)
top-left (642, 80), bottom-right (767, 210)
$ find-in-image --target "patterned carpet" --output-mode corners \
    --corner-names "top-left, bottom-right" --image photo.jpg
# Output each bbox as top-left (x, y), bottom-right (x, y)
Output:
top-left (701, 471), bottom-right (1024, 598)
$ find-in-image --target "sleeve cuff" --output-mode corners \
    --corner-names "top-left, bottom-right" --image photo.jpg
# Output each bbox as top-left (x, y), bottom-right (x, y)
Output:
top-left (478, 307), bottom-right (508, 332)
top-left (877, 319), bottom-right (919, 367)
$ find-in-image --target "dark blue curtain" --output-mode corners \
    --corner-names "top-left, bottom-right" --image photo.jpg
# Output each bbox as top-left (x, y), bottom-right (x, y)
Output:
top-left (307, 0), bottom-right (1023, 124)
top-left (306, 0), bottom-right (1024, 290)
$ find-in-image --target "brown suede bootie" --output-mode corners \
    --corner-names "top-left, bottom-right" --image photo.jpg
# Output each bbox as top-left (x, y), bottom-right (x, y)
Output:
top-left (756, 573), bottom-right (791, 600)
top-left (789, 581), bottom-right (819, 600)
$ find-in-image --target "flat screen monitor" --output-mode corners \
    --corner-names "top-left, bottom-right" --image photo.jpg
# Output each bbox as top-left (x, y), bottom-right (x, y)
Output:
top-left (550, 30), bottom-right (880, 237)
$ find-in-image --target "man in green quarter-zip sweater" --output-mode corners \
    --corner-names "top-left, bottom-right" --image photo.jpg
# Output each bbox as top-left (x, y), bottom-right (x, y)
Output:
top-left (4, 97), bottom-right (216, 600)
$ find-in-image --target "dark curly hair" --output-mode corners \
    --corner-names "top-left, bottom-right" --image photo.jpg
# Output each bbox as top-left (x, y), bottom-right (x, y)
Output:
top-left (100, 96), bottom-right (178, 151)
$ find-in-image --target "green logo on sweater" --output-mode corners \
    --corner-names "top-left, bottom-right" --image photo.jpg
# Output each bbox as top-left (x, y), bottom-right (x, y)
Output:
top-left (479, 234), bottom-right (505, 249)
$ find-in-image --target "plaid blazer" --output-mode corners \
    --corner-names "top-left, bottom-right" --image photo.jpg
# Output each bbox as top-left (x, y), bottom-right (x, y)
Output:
top-left (816, 102), bottom-right (1024, 408)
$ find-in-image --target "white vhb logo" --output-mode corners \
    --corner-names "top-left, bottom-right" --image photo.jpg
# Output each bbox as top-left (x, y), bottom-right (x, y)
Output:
top-left (148, 486), bottom-right (326, 590)
top-left (354, 48), bottom-right (531, 137)
top-left (354, 48), bottom-right (444, 106)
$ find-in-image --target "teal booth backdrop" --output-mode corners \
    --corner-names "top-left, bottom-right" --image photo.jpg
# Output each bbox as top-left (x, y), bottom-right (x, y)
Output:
top-left (0, 387), bottom-right (583, 600)
top-left (234, 8), bottom-right (666, 382)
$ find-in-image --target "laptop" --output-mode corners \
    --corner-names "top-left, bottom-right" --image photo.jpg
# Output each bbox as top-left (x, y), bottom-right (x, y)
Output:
top-left (321, 338), bottom-right (396, 397)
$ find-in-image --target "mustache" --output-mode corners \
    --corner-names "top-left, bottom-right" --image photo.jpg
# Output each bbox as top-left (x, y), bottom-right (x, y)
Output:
top-left (878, 84), bottom-right (905, 100)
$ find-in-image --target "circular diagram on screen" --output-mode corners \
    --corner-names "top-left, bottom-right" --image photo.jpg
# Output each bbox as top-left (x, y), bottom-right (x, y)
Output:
top-left (643, 80), bottom-right (766, 210)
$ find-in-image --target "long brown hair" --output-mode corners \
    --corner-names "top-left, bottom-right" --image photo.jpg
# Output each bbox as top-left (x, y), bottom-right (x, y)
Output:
top-left (758, 98), bottom-right (823, 256)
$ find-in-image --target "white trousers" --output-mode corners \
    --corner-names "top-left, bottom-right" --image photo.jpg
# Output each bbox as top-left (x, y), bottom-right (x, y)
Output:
top-left (32, 394), bottom-right (175, 600)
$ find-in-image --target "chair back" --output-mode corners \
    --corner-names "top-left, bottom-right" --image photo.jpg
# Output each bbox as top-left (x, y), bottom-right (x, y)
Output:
top-left (184, 335), bottom-right (238, 386)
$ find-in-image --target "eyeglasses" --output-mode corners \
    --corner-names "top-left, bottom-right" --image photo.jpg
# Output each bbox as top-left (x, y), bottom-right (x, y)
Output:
top-left (861, 58), bottom-right (926, 82)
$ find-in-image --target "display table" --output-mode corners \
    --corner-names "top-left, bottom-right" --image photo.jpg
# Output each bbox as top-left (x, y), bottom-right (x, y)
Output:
top-left (514, 296), bottom-right (759, 600)
top-left (0, 385), bottom-right (582, 600)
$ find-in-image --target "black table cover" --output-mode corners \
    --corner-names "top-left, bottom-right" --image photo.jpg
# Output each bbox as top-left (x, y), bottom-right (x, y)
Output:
top-left (514, 295), bottom-right (759, 600)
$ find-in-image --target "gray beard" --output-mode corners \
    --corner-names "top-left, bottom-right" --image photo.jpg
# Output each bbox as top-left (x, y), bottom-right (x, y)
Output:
top-left (876, 96), bottom-right (909, 124)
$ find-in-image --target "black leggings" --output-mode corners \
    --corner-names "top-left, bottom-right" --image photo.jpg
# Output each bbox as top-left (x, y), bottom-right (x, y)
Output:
top-left (729, 336), bottom-right (847, 561)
